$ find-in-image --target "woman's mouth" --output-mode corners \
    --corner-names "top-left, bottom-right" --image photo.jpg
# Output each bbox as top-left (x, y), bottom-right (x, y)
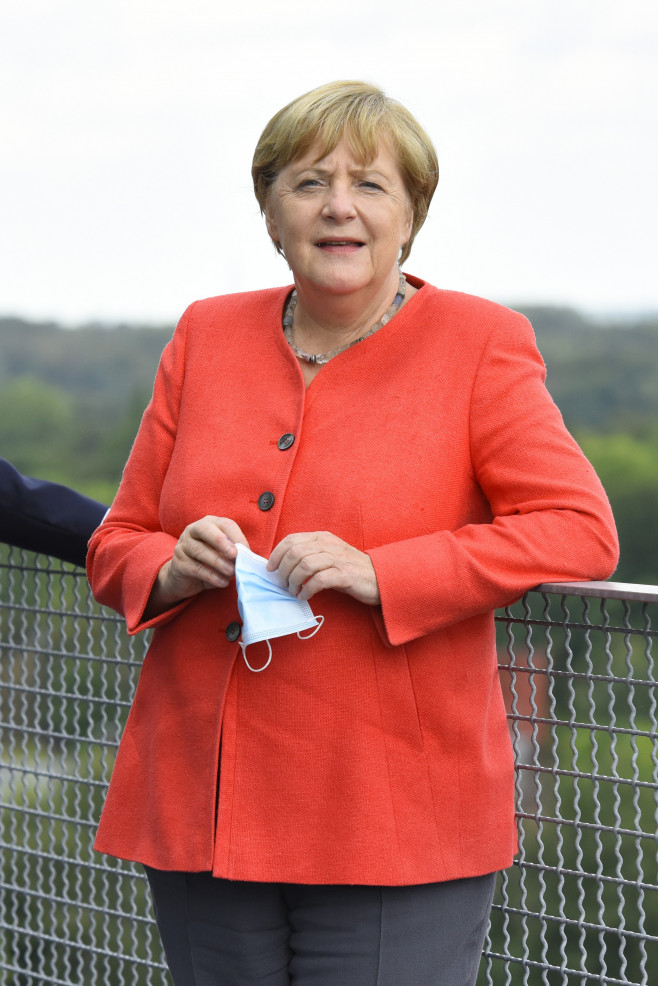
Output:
top-left (315, 240), bottom-right (364, 252)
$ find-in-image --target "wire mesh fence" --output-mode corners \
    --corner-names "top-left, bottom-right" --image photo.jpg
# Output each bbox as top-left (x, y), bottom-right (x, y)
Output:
top-left (488, 583), bottom-right (657, 985)
top-left (1, 545), bottom-right (656, 985)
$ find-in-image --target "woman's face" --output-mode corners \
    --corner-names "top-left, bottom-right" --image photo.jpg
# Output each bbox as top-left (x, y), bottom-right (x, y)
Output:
top-left (265, 137), bottom-right (413, 301)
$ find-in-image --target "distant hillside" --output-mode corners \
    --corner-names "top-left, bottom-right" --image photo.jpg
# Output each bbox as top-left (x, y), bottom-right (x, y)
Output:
top-left (0, 317), bottom-right (171, 416)
top-left (517, 306), bottom-right (658, 433)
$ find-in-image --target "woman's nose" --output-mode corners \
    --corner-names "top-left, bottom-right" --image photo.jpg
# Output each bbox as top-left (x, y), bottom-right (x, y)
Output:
top-left (321, 182), bottom-right (357, 222)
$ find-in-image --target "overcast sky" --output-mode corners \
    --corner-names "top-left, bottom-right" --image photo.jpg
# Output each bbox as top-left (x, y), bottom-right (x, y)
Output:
top-left (1, 0), bottom-right (656, 324)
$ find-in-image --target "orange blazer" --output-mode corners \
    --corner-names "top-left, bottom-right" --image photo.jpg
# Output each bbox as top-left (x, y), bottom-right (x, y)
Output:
top-left (87, 277), bottom-right (618, 886)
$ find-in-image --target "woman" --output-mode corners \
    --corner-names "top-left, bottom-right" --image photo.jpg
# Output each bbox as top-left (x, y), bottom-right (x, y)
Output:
top-left (87, 81), bottom-right (618, 986)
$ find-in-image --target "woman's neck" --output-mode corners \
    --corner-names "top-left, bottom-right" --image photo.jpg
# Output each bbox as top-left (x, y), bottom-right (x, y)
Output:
top-left (291, 269), bottom-right (416, 356)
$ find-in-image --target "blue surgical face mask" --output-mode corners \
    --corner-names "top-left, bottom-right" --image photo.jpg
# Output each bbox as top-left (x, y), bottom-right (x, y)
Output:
top-left (234, 543), bottom-right (323, 672)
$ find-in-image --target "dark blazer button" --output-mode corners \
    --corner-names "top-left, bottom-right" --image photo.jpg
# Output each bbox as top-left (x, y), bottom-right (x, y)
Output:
top-left (277, 433), bottom-right (295, 450)
top-left (258, 491), bottom-right (275, 511)
top-left (225, 622), bottom-right (241, 642)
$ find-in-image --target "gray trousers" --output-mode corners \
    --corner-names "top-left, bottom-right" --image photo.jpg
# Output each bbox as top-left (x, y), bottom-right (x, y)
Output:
top-left (144, 867), bottom-right (496, 986)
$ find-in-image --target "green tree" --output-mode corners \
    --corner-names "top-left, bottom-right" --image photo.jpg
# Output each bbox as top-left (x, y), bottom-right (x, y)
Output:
top-left (0, 377), bottom-right (75, 477)
top-left (578, 431), bottom-right (658, 584)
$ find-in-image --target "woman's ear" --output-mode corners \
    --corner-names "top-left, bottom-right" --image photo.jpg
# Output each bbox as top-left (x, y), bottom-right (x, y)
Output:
top-left (265, 202), bottom-right (279, 245)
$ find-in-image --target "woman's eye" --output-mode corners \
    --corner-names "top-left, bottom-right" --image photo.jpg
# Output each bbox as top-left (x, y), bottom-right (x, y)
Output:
top-left (297, 179), bottom-right (322, 190)
top-left (359, 181), bottom-right (383, 191)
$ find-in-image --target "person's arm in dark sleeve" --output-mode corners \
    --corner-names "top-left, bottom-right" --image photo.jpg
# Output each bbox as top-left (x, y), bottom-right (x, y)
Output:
top-left (0, 457), bottom-right (108, 567)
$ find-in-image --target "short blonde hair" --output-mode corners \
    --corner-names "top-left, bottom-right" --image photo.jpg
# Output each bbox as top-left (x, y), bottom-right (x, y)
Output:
top-left (252, 80), bottom-right (438, 265)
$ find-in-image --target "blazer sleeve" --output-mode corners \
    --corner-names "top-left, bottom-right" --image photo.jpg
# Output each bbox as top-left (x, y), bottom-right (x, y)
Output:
top-left (0, 457), bottom-right (107, 567)
top-left (367, 312), bottom-right (619, 646)
top-left (86, 305), bottom-right (194, 633)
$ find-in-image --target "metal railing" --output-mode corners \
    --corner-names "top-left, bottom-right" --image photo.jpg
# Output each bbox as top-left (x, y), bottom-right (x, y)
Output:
top-left (1, 545), bottom-right (656, 985)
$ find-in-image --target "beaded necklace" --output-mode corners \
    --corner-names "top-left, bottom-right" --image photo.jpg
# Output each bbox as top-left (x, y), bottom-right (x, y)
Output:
top-left (282, 271), bottom-right (407, 366)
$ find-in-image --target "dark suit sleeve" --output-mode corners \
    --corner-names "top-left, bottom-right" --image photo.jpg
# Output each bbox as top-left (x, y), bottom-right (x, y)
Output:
top-left (0, 458), bottom-right (108, 567)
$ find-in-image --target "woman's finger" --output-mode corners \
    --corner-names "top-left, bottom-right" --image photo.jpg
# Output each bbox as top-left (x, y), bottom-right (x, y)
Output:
top-left (184, 516), bottom-right (249, 560)
top-left (268, 532), bottom-right (380, 606)
top-left (161, 517), bottom-right (250, 600)
top-left (267, 531), bottom-right (321, 574)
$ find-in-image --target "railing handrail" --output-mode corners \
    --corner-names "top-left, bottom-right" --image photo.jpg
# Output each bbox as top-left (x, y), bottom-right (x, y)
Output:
top-left (535, 579), bottom-right (658, 603)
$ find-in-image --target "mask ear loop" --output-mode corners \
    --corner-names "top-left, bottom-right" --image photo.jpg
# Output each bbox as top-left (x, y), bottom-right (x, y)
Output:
top-left (240, 616), bottom-right (323, 672)
top-left (240, 639), bottom-right (273, 673)
top-left (297, 615), bottom-right (324, 639)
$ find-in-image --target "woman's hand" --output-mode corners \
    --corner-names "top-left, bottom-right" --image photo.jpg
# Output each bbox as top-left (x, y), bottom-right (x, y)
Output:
top-left (267, 532), bottom-right (381, 606)
top-left (145, 517), bottom-right (249, 619)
